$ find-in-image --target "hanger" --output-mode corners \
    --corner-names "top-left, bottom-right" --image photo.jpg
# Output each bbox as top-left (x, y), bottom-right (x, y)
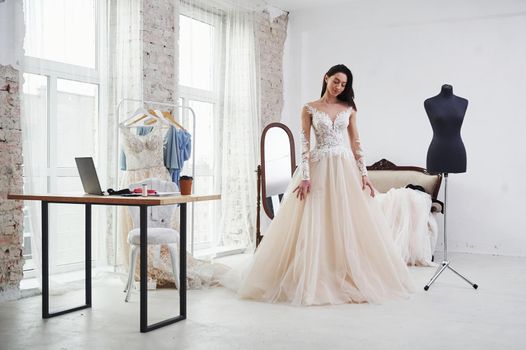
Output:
top-left (120, 107), bottom-right (169, 128)
top-left (143, 109), bottom-right (186, 131)
top-left (120, 107), bottom-right (188, 132)
top-left (159, 110), bottom-right (187, 131)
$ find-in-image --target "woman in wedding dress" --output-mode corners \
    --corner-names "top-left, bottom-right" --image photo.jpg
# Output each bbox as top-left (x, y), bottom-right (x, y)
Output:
top-left (236, 64), bottom-right (415, 305)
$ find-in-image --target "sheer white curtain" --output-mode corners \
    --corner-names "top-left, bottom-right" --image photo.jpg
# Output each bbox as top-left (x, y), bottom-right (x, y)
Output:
top-left (20, 54), bottom-right (46, 289)
top-left (19, 0), bottom-right (142, 289)
top-left (179, 1), bottom-right (225, 254)
top-left (179, 0), bottom-right (261, 251)
top-left (219, 4), bottom-right (260, 249)
top-left (107, 0), bottom-right (143, 269)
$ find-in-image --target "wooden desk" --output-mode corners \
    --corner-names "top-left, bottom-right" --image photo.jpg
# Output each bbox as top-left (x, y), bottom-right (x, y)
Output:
top-left (7, 193), bottom-right (220, 333)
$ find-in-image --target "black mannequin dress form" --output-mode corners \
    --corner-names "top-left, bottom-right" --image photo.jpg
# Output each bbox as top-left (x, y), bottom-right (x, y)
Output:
top-left (424, 84), bottom-right (468, 174)
top-left (423, 84), bottom-right (478, 292)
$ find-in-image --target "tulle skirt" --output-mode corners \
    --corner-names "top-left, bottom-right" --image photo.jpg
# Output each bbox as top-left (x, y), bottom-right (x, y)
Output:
top-left (237, 153), bottom-right (415, 305)
top-left (376, 188), bottom-right (439, 267)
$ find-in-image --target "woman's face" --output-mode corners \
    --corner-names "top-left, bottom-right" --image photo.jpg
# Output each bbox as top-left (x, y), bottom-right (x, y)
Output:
top-left (325, 72), bottom-right (347, 97)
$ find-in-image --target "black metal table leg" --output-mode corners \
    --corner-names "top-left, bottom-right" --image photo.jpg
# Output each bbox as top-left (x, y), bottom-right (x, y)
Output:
top-left (140, 203), bottom-right (187, 333)
top-left (38, 199), bottom-right (188, 330)
top-left (85, 204), bottom-right (92, 307)
top-left (42, 201), bottom-right (91, 318)
top-left (42, 201), bottom-right (49, 318)
top-left (139, 205), bottom-right (148, 332)
top-left (180, 203), bottom-right (187, 317)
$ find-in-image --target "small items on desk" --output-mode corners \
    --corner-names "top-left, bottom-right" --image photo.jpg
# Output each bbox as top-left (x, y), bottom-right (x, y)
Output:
top-left (141, 183), bottom-right (148, 196)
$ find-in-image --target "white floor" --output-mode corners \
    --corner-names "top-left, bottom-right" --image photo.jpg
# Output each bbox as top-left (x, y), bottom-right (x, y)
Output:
top-left (1, 253), bottom-right (525, 350)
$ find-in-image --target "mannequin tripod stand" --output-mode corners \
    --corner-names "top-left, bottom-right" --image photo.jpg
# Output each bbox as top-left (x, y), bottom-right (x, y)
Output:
top-left (424, 173), bottom-right (478, 291)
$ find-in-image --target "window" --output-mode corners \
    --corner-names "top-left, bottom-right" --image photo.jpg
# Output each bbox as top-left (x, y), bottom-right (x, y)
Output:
top-left (179, 14), bottom-right (214, 91)
top-left (23, 0), bottom-right (97, 68)
top-left (21, 0), bottom-right (105, 276)
top-left (178, 9), bottom-right (223, 252)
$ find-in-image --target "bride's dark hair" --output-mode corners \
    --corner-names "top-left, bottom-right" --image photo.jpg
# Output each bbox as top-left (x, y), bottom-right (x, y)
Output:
top-left (321, 64), bottom-right (357, 111)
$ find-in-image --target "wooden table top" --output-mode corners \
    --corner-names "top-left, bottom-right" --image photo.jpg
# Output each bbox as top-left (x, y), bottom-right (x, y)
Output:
top-left (7, 193), bottom-right (221, 205)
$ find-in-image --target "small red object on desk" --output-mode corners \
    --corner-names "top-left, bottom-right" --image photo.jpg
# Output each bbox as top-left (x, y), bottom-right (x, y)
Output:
top-left (132, 188), bottom-right (157, 195)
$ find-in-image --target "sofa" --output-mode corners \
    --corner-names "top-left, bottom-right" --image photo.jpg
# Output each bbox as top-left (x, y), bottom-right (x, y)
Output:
top-left (367, 158), bottom-right (443, 214)
top-left (367, 158), bottom-right (443, 265)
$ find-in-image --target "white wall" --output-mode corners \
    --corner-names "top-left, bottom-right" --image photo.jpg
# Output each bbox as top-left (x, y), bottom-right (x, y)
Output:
top-left (281, 0), bottom-right (526, 256)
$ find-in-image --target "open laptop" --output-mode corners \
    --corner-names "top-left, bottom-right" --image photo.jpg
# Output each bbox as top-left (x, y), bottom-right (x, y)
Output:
top-left (75, 157), bottom-right (104, 195)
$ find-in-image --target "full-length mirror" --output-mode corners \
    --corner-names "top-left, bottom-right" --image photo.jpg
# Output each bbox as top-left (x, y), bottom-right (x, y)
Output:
top-left (257, 122), bottom-right (296, 245)
top-left (261, 123), bottom-right (296, 219)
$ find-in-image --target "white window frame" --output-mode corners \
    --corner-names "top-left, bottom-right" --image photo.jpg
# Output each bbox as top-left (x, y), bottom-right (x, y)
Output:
top-left (22, 0), bottom-right (107, 277)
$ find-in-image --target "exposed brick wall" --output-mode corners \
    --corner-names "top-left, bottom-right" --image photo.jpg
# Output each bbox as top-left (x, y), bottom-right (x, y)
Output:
top-left (105, 0), bottom-right (178, 267)
top-left (140, 3), bottom-right (287, 129)
top-left (255, 10), bottom-right (288, 128)
top-left (0, 65), bottom-right (24, 302)
top-left (142, 0), bottom-right (177, 104)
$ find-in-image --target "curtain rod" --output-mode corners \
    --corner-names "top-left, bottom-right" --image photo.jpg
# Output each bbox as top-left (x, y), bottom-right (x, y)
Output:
top-left (181, 0), bottom-right (289, 16)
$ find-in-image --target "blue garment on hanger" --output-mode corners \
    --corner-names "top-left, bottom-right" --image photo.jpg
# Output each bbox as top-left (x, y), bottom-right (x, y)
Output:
top-left (166, 128), bottom-right (192, 186)
top-left (164, 126), bottom-right (180, 175)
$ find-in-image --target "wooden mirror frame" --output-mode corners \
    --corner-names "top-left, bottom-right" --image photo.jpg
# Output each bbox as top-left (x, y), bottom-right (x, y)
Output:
top-left (256, 122), bottom-right (296, 246)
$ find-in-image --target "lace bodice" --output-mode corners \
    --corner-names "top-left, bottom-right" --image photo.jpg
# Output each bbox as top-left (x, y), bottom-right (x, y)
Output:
top-left (305, 104), bottom-right (353, 161)
top-left (301, 104), bottom-right (368, 179)
top-left (120, 126), bottom-right (165, 171)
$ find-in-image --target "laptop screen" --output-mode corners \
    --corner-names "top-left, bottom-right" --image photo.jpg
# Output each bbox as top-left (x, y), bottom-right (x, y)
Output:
top-left (75, 157), bottom-right (103, 195)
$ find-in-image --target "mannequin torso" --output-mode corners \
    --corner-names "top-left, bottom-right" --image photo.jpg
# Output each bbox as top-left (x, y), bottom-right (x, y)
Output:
top-left (424, 84), bottom-right (468, 173)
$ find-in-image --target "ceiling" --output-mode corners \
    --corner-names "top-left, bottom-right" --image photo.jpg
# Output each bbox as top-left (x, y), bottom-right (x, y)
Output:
top-left (268, 0), bottom-right (351, 12)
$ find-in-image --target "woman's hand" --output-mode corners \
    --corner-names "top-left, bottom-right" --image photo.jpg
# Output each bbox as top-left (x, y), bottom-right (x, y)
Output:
top-left (362, 176), bottom-right (376, 197)
top-left (293, 180), bottom-right (311, 201)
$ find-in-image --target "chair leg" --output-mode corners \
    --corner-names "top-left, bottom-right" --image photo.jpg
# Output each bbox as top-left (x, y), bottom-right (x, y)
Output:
top-left (125, 245), bottom-right (139, 302)
top-left (124, 246), bottom-right (135, 293)
top-left (167, 244), bottom-right (180, 292)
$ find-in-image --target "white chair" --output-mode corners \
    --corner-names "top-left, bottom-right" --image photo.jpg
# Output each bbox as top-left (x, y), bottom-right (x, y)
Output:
top-left (123, 178), bottom-right (180, 302)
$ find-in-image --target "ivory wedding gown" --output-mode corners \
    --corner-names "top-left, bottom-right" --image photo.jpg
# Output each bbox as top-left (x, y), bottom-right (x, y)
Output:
top-left (236, 105), bottom-right (415, 305)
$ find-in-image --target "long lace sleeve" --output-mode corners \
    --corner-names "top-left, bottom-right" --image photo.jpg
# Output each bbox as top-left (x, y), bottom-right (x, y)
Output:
top-left (301, 106), bottom-right (313, 180)
top-left (348, 110), bottom-right (368, 177)
top-left (352, 139), bottom-right (368, 176)
top-left (301, 129), bottom-right (311, 180)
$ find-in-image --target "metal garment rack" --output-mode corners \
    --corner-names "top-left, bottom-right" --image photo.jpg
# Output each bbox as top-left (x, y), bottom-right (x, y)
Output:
top-left (114, 98), bottom-right (198, 269)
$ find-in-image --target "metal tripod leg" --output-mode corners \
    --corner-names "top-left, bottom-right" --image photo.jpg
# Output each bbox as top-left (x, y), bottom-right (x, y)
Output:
top-left (447, 264), bottom-right (478, 289)
top-left (424, 260), bottom-right (479, 291)
top-left (424, 173), bottom-right (478, 291)
top-left (424, 261), bottom-right (448, 291)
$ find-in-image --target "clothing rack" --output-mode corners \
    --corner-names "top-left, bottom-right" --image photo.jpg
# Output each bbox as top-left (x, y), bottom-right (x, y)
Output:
top-left (114, 98), bottom-right (198, 271)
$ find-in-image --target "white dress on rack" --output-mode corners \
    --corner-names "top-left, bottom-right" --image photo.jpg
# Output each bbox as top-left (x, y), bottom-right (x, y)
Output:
top-left (119, 125), bottom-right (171, 181)
top-left (234, 105), bottom-right (415, 305)
top-left (119, 125), bottom-right (226, 288)
top-left (118, 125), bottom-right (173, 285)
